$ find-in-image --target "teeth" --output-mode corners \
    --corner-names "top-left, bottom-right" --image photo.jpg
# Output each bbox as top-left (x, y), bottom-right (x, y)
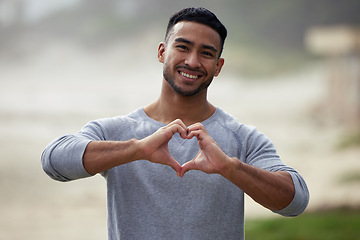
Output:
top-left (180, 72), bottom-right (198, 79)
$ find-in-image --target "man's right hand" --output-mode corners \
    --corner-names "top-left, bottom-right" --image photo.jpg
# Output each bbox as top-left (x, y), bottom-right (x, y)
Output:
top-left (83, 119), bottom-right (188, 176)
top-left (137, 119), bottom-right (188, 176)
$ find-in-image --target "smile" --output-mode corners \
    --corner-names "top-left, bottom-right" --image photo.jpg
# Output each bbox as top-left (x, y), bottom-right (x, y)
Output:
top-left (180, 71), bottom-right (199, 79)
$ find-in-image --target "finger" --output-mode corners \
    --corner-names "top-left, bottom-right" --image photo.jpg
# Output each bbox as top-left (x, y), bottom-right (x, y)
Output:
top-left (167, 119), bottom-right (187, 129)
top-left (186, 129), bottom-right (204, 140)
top-left (169, 124), bottom-right (188, 139)
top-left (186, 123), bottom-right (208, 139)
top-left (165, 119), bottom-right (188, 139)
top-left (188, 122), bottom-right (208, 131)
top-left (187, 122), bottom-right (205, 131)
top-left (157, 153), bottom-right (182, 176)
top-left (169, 160), bottom-right (182, 177)
top-left (157, 124), bottom-right (185, 141)
top-left (180, 160), bottom-right (197, 177)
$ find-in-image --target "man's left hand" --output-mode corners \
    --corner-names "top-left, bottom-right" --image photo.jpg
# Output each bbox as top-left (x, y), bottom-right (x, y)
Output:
top-left (179, 123), bottom-right (232, 177)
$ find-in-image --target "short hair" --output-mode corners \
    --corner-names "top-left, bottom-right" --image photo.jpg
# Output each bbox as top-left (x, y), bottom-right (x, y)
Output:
top-left (165, 7), bottom-right (227, 57)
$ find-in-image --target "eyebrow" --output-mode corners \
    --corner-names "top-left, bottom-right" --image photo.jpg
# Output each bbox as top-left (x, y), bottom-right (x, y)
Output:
top-left (174, 37), bottom-right (218, 54)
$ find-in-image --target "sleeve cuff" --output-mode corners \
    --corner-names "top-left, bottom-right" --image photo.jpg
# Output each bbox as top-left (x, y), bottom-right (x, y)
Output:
top-left (274, 171), bottom-right (309, 217)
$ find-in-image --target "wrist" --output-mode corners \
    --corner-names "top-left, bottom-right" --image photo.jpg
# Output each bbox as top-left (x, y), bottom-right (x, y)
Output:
top-left (218, 157), bottom-right (240, 178)
top-left (132, 138), bottom-right (145, 161)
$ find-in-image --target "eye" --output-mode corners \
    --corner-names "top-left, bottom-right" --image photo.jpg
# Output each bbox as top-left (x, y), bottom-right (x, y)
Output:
top-left (202, 51), bottom-right (214, 58)
top-left (175, 45), bottom-right (189, 51)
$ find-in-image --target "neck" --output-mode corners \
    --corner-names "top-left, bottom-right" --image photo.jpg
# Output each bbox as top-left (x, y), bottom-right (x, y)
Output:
top-left (144, 79), bottom-right (216, 126)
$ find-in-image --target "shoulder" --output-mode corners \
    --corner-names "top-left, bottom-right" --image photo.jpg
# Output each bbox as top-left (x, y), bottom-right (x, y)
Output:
top-left (81, 108), bottom-right (160, 140)
top-left (208, 108), bottom-right (255, 136)
top-left (79, 108), bottom-right (147, 138)
top-left (209, 108), bottom-right (273, 148)
top-left (84, 109), bottom-right (139, 129)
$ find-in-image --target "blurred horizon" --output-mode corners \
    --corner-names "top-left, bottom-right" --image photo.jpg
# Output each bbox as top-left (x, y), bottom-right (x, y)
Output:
top-left (2, 0), bottom-right (360, 76)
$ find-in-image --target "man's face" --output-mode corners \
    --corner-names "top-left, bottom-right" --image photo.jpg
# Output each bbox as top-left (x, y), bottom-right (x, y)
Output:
top-left (158, 21), bottom-right (224, 97)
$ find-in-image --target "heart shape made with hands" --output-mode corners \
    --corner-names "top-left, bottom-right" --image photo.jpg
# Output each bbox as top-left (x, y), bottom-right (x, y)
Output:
top-left (149, 121), bottom-right (225, 178)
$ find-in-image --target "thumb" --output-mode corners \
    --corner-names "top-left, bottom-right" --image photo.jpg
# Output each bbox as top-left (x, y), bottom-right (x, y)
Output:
top-left (179, 160), bottom-right (197, 177)
top-left (166, 156), bottom-right (182, 177)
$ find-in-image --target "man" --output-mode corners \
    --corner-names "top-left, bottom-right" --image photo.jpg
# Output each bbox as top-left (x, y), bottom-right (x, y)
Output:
top-left (42, 7), bottom-right (309, 240)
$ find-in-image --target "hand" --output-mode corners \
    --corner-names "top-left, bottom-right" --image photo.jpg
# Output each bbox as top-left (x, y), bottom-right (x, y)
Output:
top-left (180, 123), bottom-right (232, 177)
top-left (138, 119), bottom-right (188, 176)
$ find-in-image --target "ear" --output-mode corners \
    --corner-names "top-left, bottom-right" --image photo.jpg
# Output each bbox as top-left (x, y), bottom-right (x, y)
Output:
top-left (157, 42), bottom-right (166, 63)
top-left (214, 58), bottom-right (225, 77)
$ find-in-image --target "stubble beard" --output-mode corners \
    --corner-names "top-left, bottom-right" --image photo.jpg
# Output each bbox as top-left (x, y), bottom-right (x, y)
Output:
top-left (163, 67), bottom-right (213, 97)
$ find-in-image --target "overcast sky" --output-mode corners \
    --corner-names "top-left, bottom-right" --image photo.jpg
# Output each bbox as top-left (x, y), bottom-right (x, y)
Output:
top-left (0, 0), bottom-right (81, 25)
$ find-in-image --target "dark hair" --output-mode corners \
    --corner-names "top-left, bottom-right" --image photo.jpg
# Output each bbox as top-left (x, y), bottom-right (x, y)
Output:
top-left (165, 7), bottom-right (227, 57)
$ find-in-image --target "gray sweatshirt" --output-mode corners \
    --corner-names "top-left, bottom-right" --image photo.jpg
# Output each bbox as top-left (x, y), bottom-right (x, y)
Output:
top-left (42, 107), bottom-right (309, 240)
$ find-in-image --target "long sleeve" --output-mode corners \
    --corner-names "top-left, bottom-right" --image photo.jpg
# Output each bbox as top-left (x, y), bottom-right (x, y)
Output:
top-left (274, 171), bottom-right (309, 217)
top-left (244, 127), bottom-right (310, 216)
top-left (41, 118), bottom-right (113, 181)
top-left (41, 134), bottom-right (92, 181)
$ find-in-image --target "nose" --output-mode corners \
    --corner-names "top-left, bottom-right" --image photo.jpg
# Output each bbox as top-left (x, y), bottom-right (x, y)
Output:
top-left (184, 52), bottom-right (201, 69)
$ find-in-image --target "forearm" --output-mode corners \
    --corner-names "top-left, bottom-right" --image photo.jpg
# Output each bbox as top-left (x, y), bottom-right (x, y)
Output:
top-left (220, 158), bottom-right (295, 211)
top-left (83, 139), bottom-right (142, 175)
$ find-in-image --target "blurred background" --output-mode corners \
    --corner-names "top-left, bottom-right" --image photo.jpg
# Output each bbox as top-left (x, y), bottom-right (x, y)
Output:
top-left (0, 0), bottom-right (359, 239)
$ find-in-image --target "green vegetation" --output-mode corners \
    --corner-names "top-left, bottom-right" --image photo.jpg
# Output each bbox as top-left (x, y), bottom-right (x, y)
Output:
top-left (245, 209), bottom-right (360, 240)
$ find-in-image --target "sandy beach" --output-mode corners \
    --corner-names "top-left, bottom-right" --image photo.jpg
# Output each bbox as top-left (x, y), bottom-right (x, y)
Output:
top-left (1, 40), bottom-right (359, 239)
